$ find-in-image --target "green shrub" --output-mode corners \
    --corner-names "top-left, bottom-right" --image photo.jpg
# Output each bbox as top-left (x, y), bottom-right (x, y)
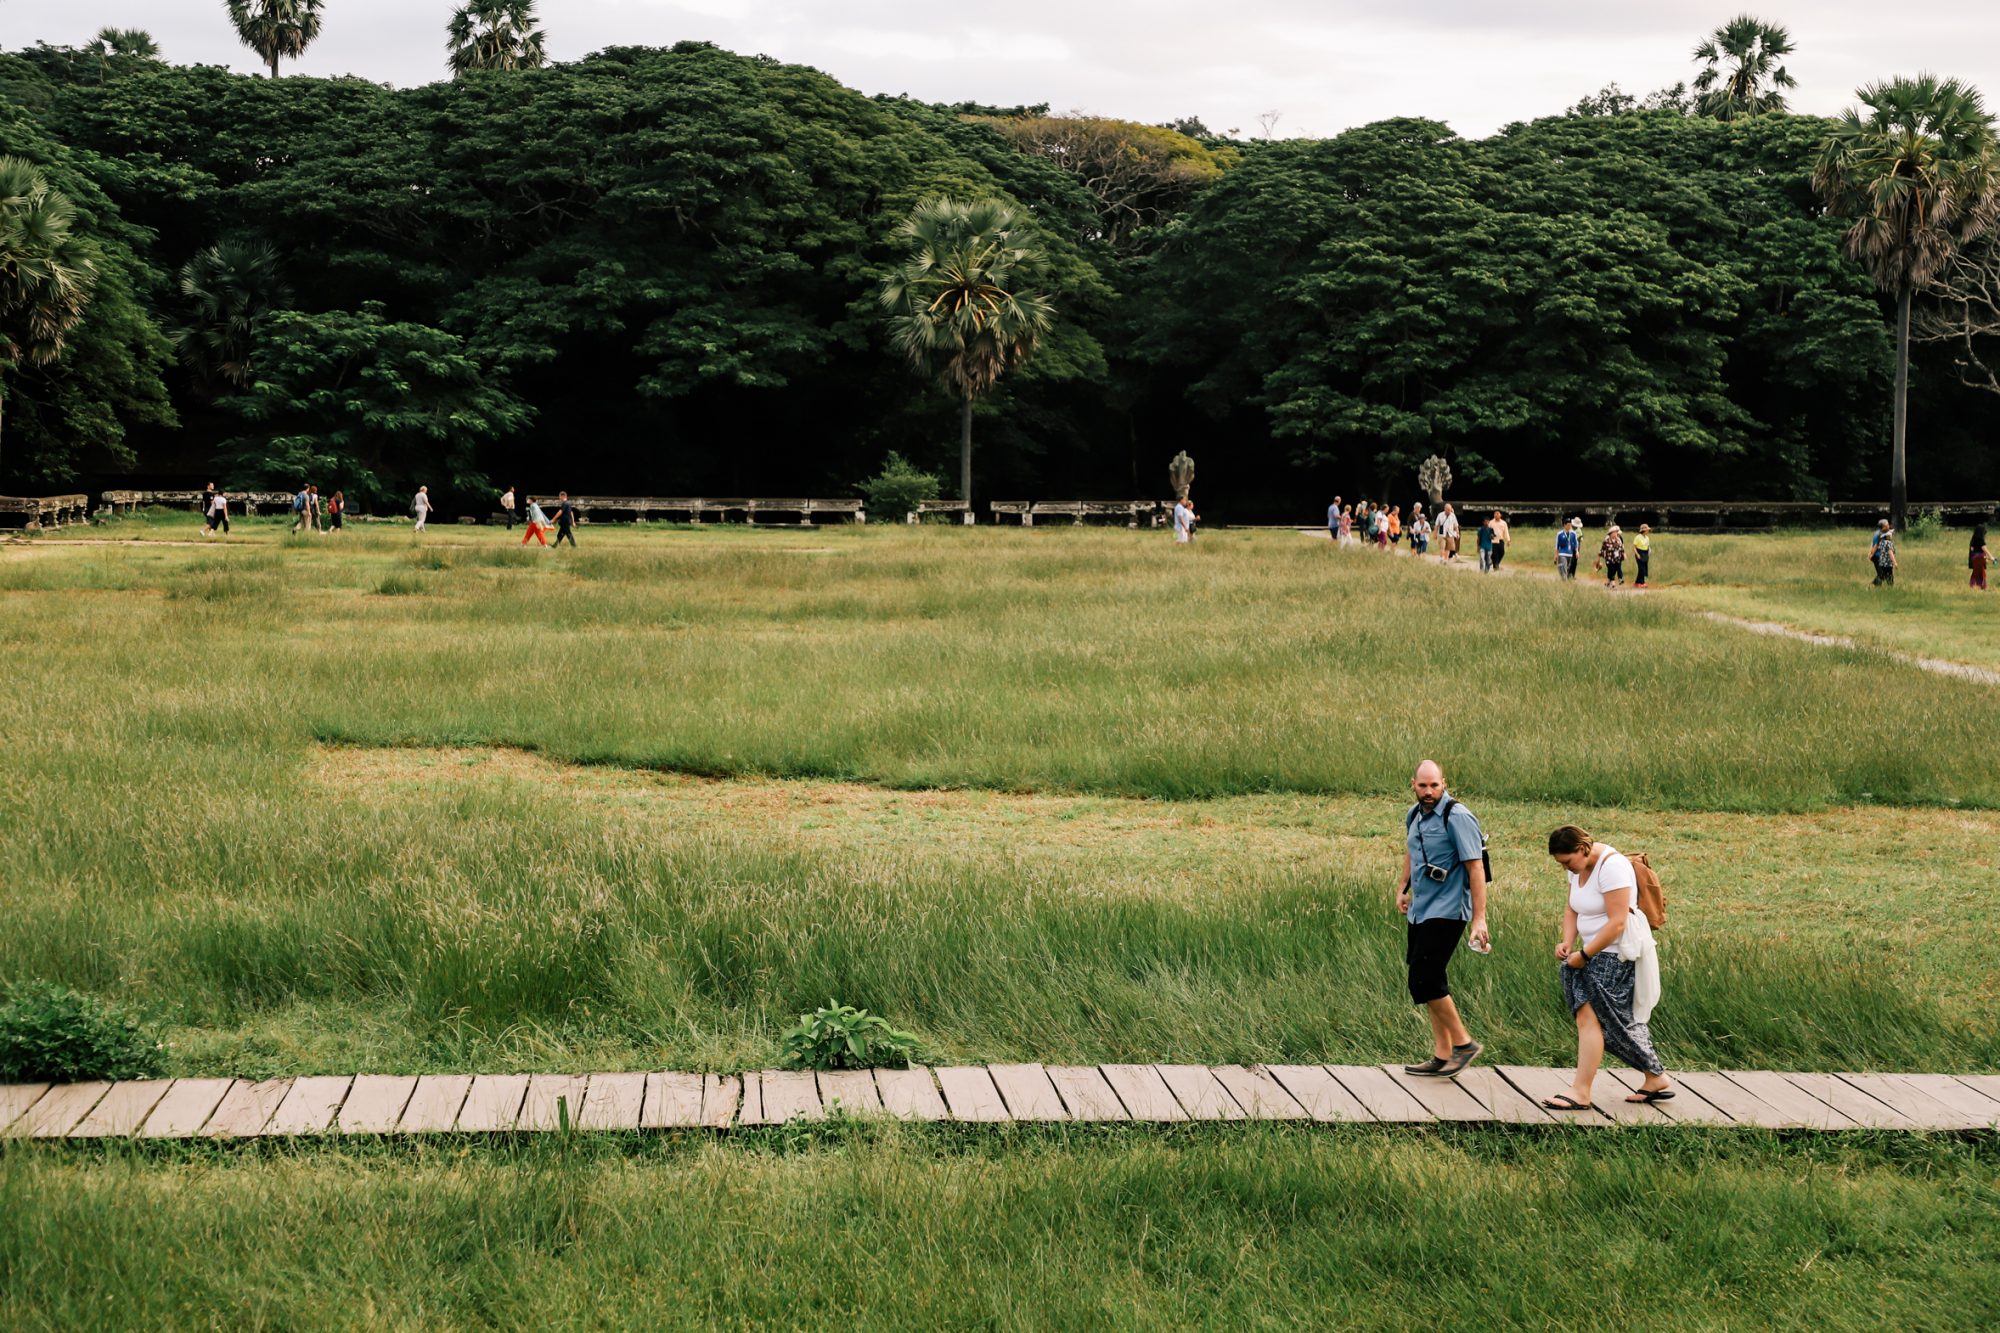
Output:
top-left (0, 983), bottom-right (165, 1083)
top-left (780, 1000), bottom-right (921, 1070)
top-left (860, 453), bottom-right (941, 524)
top-left (375, 572), bottom-right (428, 596)
top-left (1905, 507), bottom-right (1944, 542)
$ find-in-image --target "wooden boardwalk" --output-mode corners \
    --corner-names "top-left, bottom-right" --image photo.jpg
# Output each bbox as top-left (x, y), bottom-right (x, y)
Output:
top-left (4, 1066), bottom-right (1997, 1140)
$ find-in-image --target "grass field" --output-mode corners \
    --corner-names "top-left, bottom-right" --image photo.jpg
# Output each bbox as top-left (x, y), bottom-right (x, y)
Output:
top-left (5, 513), bottom-right (1998, 1327)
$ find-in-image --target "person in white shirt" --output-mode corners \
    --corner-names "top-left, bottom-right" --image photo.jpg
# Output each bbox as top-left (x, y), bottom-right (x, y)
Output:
top-left (1436, 504), bottom-right (1460, 561)
top-left (1172, 497), bottom-right (1195, 544)
top-left (500, 487), bottom-right (517, 531)
top-left (1543, 825), bottom-right (1673, 1111)
top-left (412, 485), bottom-right (432, 532)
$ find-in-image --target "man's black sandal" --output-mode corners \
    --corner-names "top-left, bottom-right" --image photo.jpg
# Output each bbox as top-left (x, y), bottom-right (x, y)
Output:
top-left (1402, 1057), bottom-right (1448, 1075)
top-left (1435, 1041), bottom-right (1482, 1077)
top-left (1624, 1089), bottom-right (1676, 1103)
top-left (1540, 1094), bottom-right (1592, 1111)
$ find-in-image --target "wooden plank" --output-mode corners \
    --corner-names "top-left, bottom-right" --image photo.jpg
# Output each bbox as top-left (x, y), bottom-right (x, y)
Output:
top-left (1497, 1066), bottom-right (1612, 1123)
top-left (1264, 1065), bottom-right (1374, 1122)
top-left (737, 1071), bottom-right (764, 1126)
top-left (1839, 1074), bottom-right (1989, 1131)
top-left (139, 1079), bottom-right (233, 1138)
top-left (335, 1075), bottom-right (417, 1134)
top-left (1452, 1067), bottom-right (1551, 1124)
top-left (988, 1064), bottom-right (1067, 1121)
top-left (1784, 1073), bottom-right (1912, 1130)
top-left (1720, 1072), bottom-right (1856, 1130)
top-left (577, 1073), bottom-right (646, 1131)
top-left (1592, 1069), bottom-right (1724, 1127)
top-left (816, 1070), bottom-right (885, 1117)
top-left (755, 1070), bottom-right (824, 1124)
top-left (69, 1080), bottom-right (173, 1138)
top-left (1155, 1065), bottom-right (1245, 1121)
top-left (700, 1074), bottom-right (741, 1129)
top-left (1953, 1074), bottom-right (2000, 1105)
top-left (1675, 1071), bottom-right (1778, 1127)
top-left (935, 1066), bottom-right (1011, 1122)
top-left (267, 1076), bottom-right (353, 1135)
top-left (1893, 1074), bottom-right (2000, 1127)
top-left (518, 1074), bottom-right (590, 1132)
top-left (873, 1066), bottom-right (948, 1121)
top-left (1376, 1065), bottom-right (1493, 1122)
top-left (1208, 1065), bottom-right (1309, 1120)
top-left (1327, 1066), bottom-right (1435, 1123)
top-left (398, 1075), bottom-right (473, 1133)
top-left (455, 1075), bottom-right (529, 1132)
top-left (20, 1082), bottom-right (111, 1138)
top-left (203, 1078), bottom-right (293, 1138)
top-left (640, 1072), bottom-right (705, 1128)
top-left (0, 1084), bottom-right (50, 1133)
top-left (1586, 1073), bottom-right (1677, 1127)
top-left (1046, 1066), bottom-right (1130, 1122)
top-left (1100, 1065), bottom-right (1188, 1123)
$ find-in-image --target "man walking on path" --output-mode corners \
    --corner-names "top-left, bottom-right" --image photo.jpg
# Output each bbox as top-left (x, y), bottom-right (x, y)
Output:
top-left (1396, 760), bottom-right (1490, 1078)
top-left (1555, 519), bottom-right (1578, 579)
top-left (1476, 515), bottom-right (1493, 571)
top-left (1487, 510), bottom-right (1510, 571)
top-left (289, 483), bottom-right (311, 534)
top-left (1437, 504), bottom-right (1459, 561)
top-left (501, 486), bottom-right (517, 531)
top-left (553, 491), bottom-right (578, 547)
top-left (413, 485), bottom-right (432, 533)
top-left (1326, 496), bottom-right (1342, 541)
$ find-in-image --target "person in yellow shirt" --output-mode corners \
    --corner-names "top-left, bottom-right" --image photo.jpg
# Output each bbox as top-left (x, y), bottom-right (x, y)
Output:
top-left (1633, 524), bottom-right (1652, 587)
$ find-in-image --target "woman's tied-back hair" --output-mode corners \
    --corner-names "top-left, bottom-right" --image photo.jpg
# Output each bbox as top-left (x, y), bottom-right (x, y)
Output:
top-left (1548, 826), bottom-right (1593, 856)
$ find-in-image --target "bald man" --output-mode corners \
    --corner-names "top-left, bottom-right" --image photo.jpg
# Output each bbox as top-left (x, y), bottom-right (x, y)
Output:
top-left (1397, 759), bottom-right (1491, 1076)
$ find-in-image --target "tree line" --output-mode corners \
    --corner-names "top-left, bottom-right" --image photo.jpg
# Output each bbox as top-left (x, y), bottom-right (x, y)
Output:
top-left (2, 14), bottom-right (1996, 521)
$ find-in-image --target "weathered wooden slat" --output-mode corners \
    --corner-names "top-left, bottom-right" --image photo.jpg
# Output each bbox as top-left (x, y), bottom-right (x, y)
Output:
top-left (737, 1071), bottom-right (764, 1126)
top-left (1585, 1073), bottom-right (1677, 1127)
top-left (577, 1073), bottom-right (646, 1131)
top-left (266, 1076), bottom-right (353, 1135)
top-left (934, 1066), bottom-right (1011, 1122)
top-left (1674, 1071), bottom-right (1776, 1126)
top-left (455, 1075), bottom-right (529, 1132)
top-left (20, 1082), bottom-right (111, 1138)
top-left (1599, 1069), bottom-right (1735, 1127)
top-left (1497, 1066), bottom-right (1612, 1123)
top-left (139, 1079), bottom-right (233, 1138)
top-left (1045, 1066), bottom-right (1129, 1122)
top-left (1376, 1065), bottom-right (1493, 1122)
top-left (1155, 1065), bottom-right (1245, 1120)
top-left (640, 1072), bottom-right (705, 1128)
top-left (1100, 1065), bottom-right (1188, 1122)
top-left (203, 1078), bottom-right (293, 1138)
top-left (335, 1075), bottom-right (418, 1134)
top-left (398, 1075), bottom-right (473, 1133)
top-left (754, 1070), bottom-right (824, 1125)
top-left (700, 1074), bottom-right (742, 1128)
top-left (1784, 1073), bottom-right (1911, 1130)
top-left (1327, 1066), bottom-right (1434, 1123)
top-left (518, 1074), bottom-right (590, 1132)
top-left (1452, 1068), bottom-right (1551, 1124)
top-left (1208, 1065), bottom-right (1309, 1120)
top-left (815, 1070), bottom-right (885, 1117)
top-left (0, 1084), bottom-right (51, 1133)
top-left (873, 1066), bottom-right (948, 1121)
top-left (1953, 1074), bottom-right (2000, 1104)
top-left (69, 1080), bottom-right (173, 1138)
top-left (1263, 1065), bottom-right (1374, 1122)
top-left (1839, 1074), bottom-right (1988, 1131)
top-left (987, 1064), bottom-right (1067, 1121)
top-left (1892, 1074), bottom-right (2000, 1127)
top-left (1720, 1072), bottom-right (1856, 1130)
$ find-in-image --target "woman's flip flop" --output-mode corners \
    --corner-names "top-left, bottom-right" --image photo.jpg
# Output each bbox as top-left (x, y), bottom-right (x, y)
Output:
top-left (1540, 1094), bottom-right (1592, 1111)
top-left (1624, 1088), bottom-right (1676, 1104)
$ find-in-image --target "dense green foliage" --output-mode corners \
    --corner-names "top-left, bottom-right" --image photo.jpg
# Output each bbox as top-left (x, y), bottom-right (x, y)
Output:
top-left (0, 982), bottom-right (163, 1082)
top-left (0, 39), bottom-right (1993, 509)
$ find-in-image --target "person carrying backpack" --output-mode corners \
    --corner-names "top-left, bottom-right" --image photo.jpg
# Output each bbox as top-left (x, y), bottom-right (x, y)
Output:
top-left (289, 484), bottom-right (310, 534)
top-left (1394, 760), bottom-right (1490, 1078)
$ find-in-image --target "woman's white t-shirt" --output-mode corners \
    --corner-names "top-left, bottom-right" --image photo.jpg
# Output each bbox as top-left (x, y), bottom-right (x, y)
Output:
top-left (1568, 845), bottom-right (1636, 948)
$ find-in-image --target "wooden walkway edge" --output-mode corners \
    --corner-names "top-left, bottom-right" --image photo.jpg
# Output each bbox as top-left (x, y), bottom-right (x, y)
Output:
top-left (3, 1066), bottom-right (1996, 1141)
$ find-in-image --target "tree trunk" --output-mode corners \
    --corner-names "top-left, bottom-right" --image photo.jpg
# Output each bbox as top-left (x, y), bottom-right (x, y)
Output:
top-left (1892, 285), bottom-right (1911, 533)
top-left (269, 53), bottom-right (280, 79)
top-left (959, 392), bottom-right (974, 508)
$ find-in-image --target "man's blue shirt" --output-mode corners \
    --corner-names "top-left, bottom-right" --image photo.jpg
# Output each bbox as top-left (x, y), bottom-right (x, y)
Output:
top-left (1406, 794), bottom-right (1483, 923)
top-left (1556, 529), bottom-right (1578, 557)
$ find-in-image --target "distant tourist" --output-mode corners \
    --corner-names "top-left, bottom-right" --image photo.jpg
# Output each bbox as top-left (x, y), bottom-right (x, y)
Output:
top-left (501, 486), bottom-right (517, 531)
top-left (1597, 524), bottom-right (1625, 587)
top-left (1326, 495), bottom-right (1342, 542)
top-left (1487, 510), bottom-right (1510, 571)
top-left (1871, 520), bottom-right (1897, 586)
top-left (327, 490), bottom-right (345, 533)
top-left (412, 485), bottom-right (432, 533)
top-left (1555, 518), bottom-right (1578, 580)
top-left (1172, 496), bottom-right (1195, 544)
top-left (290, 483), bottom-right (311, 534)
top-left (1437, 504), bottom-right (1460, 561)
top-left (204, 485), bottom-right (228, 537)
top-left (1543, 826), bottom-right (1672, 1111)
top-left (1374, 505), bottom-right (1389, 551)
top-left (553, 491), bottom-right (578, 547)
top-left (1476, 514), bottom-right (1494, 571)
top-left (522, 496), bottom-right (550, 546)
top-left (1397, 760), bottom-right (1489, 1078)
top-left (1387, 506), bottom-right (1403, 547)
top-left (1633, 523), bottom-right (1652, 587)
top-left (1970, 524), bottom-right (1989, 591)
top-left (308, 484), bottom-right (322, 533)
top-left (1337, 505), bottom-right (1355, 547)
top-left (1411, 509), bottom-right (1431, 555)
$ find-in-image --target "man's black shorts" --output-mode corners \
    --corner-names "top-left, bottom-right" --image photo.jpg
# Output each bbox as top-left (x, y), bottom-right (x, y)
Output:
top-left (1407, 917), bottom-right (1466, 1005)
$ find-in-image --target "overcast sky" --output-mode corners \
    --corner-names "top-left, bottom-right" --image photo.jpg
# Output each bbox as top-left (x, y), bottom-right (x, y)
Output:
top-left (9, 1), bottom-right (2000, 139)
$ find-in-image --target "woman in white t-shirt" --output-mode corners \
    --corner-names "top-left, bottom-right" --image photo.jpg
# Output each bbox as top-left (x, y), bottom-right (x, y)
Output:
top-left (1542, 825), bottom-right (1672, 1111)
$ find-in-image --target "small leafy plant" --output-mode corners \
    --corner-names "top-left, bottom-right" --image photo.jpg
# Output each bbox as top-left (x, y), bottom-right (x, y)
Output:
top-left (780, 1000), bottom-right (921, 1070)
top-left (1904, 506), bottom-right (1944, 541)
top-left (860, 453), bottom-right (941, 523)
top-left (0, 982), bottom-right (166, 1083)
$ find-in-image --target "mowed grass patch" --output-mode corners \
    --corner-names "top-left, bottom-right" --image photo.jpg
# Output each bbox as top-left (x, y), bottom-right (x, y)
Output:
top-left (3, 1131), bottom-right (1995, 1330)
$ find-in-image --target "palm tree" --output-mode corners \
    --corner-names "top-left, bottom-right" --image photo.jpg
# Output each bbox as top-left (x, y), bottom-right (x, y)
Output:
top-left (1692, 15), bottom-right (1796, 120)
top-left (88, 28), bottom-right (162, 60)
top-left (0, 158), bottom-right (97, 474)
top-left (173, 240), bottom-right (290, 396)
top-left (1815, 75), bottom-right (2000, 531)
top-left (880, 197), bottom-right (1055, 506)
top-left (225, 0), bottom-right (324, 79)
top-left (447, 0), bottom-right (548, 75)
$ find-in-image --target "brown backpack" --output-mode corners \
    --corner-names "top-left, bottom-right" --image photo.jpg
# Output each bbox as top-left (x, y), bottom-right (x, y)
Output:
top-left (1631, 853), bottom-right (1667, 929)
